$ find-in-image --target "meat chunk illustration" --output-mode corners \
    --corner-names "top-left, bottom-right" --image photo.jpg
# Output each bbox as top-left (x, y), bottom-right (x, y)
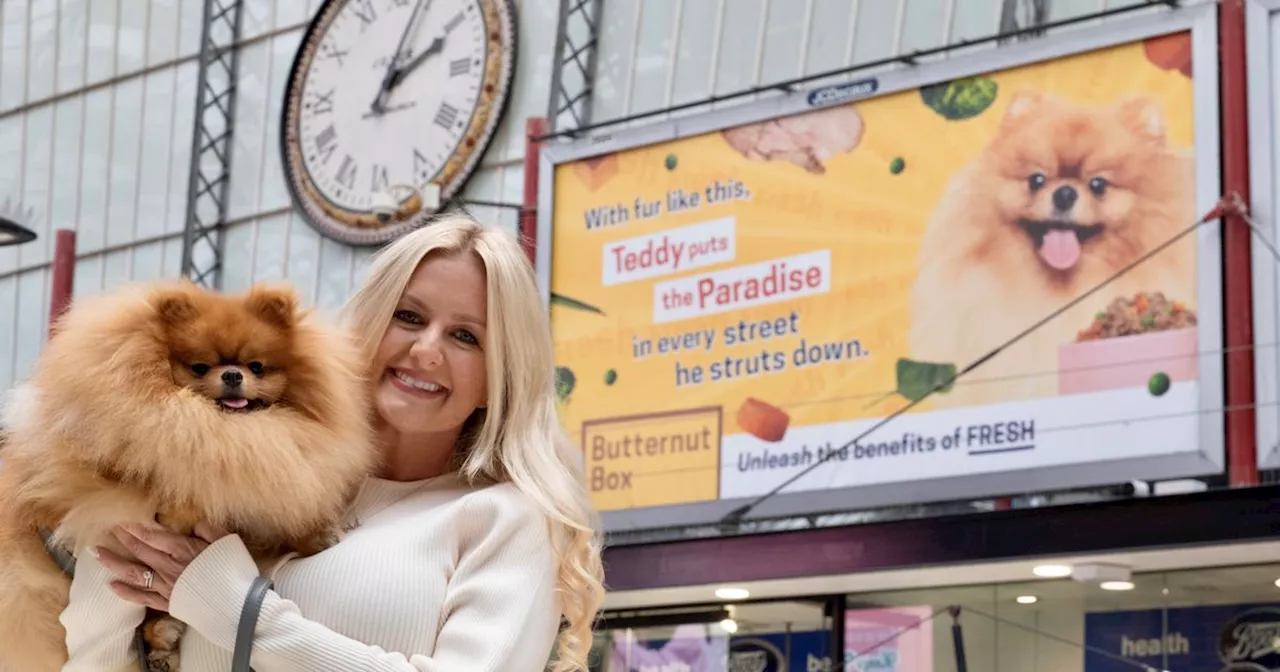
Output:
top-left (721, 105), bottom-right (865, 174)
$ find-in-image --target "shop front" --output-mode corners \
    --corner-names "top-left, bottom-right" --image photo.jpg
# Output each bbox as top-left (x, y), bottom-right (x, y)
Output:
top-left (591, 487), bottom-right (1280, 671)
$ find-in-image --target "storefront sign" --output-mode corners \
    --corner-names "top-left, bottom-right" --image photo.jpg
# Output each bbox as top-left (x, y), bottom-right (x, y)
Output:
top-left (1085, 603), bottom-right (1280, 671)
top-left (538, 5), bottom-right (1223, 530)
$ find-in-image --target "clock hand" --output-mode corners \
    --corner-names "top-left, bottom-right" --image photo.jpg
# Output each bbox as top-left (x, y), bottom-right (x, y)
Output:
top-left (386, 35), bottom-right (445, 91)
top-left (371, 0), bottom-right (431, 114)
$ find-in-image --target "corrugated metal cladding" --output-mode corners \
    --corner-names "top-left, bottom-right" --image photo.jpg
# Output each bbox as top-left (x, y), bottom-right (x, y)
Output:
top-left (0, 0), bottom-right (1195, 389)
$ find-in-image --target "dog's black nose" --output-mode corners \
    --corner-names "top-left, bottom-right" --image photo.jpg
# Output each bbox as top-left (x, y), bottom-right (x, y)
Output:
top-left (222, 370), bottom-right (243, 387)
top-left (1052, 186), bottom-right (1078, 211)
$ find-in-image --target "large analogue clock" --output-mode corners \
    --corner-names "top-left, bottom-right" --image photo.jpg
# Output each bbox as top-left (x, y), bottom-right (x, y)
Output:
top-left (280, 0), bottom-right (516, 245)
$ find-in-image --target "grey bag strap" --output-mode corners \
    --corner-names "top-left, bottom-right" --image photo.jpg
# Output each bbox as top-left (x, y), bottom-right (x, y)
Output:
top-left (232, 576), bottom-right (274, 672)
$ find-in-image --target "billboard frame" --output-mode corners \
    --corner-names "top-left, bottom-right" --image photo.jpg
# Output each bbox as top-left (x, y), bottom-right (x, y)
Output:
top-left (537, 3), bottom-right (1225, 532)
top-left (1247, 0), bottom-right (1280, 468)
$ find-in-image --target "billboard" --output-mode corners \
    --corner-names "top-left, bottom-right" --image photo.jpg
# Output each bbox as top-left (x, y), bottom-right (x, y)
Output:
top-left (1084, 603), bottom-right (1280, 672)
top-left (1246, 0), bottom-right (1280, 468)
top-left (538, 5), bottom-right (1223, 531)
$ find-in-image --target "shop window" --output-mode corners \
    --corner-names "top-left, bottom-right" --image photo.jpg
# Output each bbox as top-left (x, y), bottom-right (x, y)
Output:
top-left (590, 563), bottom-right (1280, 671)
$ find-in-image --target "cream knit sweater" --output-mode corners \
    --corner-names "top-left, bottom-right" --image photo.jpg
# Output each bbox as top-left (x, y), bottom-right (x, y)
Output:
top-left (60, 473), bottom-right (562, 671)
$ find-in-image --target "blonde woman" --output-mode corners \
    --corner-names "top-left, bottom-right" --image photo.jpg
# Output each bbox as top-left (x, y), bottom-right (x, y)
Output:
top-left (61, 216), bottom-right (606, 671)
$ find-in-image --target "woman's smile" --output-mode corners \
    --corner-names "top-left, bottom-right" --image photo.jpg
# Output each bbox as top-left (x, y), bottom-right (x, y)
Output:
top-left (386, 368), bottom-right (448, 398)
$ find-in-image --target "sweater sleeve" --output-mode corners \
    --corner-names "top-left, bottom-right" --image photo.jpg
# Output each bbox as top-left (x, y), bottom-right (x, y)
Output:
top-left (168, 491), bottom-right (562, 672)
top-left (60, 549), bottom-right (147, 672)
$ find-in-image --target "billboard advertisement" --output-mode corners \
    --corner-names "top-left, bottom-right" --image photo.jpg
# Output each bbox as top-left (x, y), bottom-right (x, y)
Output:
top-left (1246, 0), bottom-right (1280, 468)
top-left (538, 6), bottom-right (1223, 530)
top-left (1084, 603), bottom-right (1280, 672)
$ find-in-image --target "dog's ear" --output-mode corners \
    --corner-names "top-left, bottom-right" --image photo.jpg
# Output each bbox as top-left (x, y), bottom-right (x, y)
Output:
top-left (151, 287), bottom-right (199, 325)
top-left (1001, 91), bottom-right (1044, 128)
top-left (1112, 94), bottom-right (1166, 145)
top-left (246, 283), bottom-right (299, 328)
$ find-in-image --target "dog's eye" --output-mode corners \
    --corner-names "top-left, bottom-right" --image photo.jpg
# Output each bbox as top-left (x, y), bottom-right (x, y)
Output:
top-left (190, 363), bottom-right (211, 377)
top-left (1027, 173), bottom-right (1047, 191)
top-left (248, 362), bottom-right (265, 376)
top-left (1088, 177), bottom-right (1109, 196)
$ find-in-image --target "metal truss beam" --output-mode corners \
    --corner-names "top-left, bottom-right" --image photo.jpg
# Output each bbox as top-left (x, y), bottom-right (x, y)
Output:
top-left (180, 0), bottom-right (245, 289)
top-left (546, 0), bottom-right (603, 134)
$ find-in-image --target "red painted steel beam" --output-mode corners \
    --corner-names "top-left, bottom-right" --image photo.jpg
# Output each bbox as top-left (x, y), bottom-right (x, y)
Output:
top-left (48, 229), bottom-right (75, 337)
top-left (521, 117), bottom-right (549, 264)
top-left (1220, 0), bottom-right (1258, 486)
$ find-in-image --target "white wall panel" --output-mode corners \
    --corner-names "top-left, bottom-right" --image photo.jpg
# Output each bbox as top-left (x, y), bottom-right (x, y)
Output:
top-left (226, 39), bottom-right (272, 221)
top-left (137, 67), bottom-right (177, 241)
top-left (251, 211), bottom-right (290, 284)
top-left (178, 0), bottom-right (205, 58)
top-left (49, 97), bottom-right (84, 260)
top-left (1, 0), bottom-right (29, 110)
top-left (220, 219), bottom-right (256, 294)
top-left (258, 31), bottom-right (303, 213)
top-left (84, 0), bottom-right (117, 86)
top-left (57, 0), bottom-right (88, 94)
top-left (0, 114), bottom-right (22, 276)
top-left (106, 76), bottom-right (144, 249)
top-left (20, 105), bottom-right (52, 269)
top-left (11, 268), bottom-right (49, 383)
top-left (77, 87), bottom-right (113, 252)
top-left (117, 0), bottom-right (148, 74)
top-left (0, 275), bottom-right (16, 386)
top-left (167, 61), bottom-right (199, 234)
top-left (26, 0), bottom-right (57, 103)
top-left (148, 0), bottom-right (181, 67)
top-left (285, 211), bottom-right (323, 306)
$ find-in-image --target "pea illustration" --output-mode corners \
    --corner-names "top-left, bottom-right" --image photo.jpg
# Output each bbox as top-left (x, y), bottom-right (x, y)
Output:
top-left (1148, 371), bottom-right (1170, 397)
top-left (889, 157), bottom-right (905, 174)
top-left (665, 154), bottom-right (678, 171)
top-left (604, 369), bottom-right (617, 385)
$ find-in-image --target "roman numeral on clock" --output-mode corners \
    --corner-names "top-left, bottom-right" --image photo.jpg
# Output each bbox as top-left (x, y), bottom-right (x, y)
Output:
top-left (314, 125), bottom-right (338, 164)
top-left (449, 58), bottom-right (470, 77)
top-left (371, 164), bottom-right (390, 193)
top-left (336, 155), bottom-right (358, 189)
top-left (434, 102), bottom-right (459, 130)
top-left (352, 0), bottom-right (376, 25)
top-left (307, 88), bottom-right (334, 115)
top-left (413, 148), bottom-right (431, 178)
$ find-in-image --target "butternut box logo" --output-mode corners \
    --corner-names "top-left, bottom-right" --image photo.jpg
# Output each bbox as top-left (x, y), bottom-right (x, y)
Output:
top-left (582, 407), bottom-right (723, 510)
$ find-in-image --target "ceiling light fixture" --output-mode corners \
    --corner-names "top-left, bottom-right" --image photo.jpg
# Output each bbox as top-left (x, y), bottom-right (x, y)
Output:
top-left (1032, 564), bottom-right (1073, 578)
top-left (1100, 580), bottom-right (1136, 591)
top-left (715, 587), bottom-right (750, 600)
top-left (1016, 595), bottom-right (1038, 604)
top-left (718, 618), bottom-right (738, 634)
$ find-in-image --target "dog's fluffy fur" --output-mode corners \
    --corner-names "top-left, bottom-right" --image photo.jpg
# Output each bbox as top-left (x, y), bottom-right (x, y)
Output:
top-left (908, 91), bottom-right (1197, 407)
top-left (0, 280), bottom-right (377, 672)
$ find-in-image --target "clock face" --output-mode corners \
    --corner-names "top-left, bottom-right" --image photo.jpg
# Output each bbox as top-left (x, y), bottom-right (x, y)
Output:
top-left (280, 0), bottom-right (516, 245)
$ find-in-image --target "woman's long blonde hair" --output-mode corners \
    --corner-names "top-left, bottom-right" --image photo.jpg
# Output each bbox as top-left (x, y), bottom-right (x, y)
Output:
top-left (340, 214), bottom-right (604, 670)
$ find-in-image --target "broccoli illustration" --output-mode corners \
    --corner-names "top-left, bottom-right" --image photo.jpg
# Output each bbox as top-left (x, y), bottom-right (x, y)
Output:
top-left (555, 366), bottom-right (576, 403)
top-left (920, 76), bottom-right (999, 121)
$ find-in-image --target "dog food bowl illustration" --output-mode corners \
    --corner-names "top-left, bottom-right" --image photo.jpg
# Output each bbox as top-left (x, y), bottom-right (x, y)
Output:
top-left (1058, 327), bottom-right (1198, 395)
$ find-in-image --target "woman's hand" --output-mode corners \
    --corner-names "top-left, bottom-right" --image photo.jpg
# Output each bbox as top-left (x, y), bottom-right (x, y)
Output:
top-left (95, 522), bottom-right (230, 611)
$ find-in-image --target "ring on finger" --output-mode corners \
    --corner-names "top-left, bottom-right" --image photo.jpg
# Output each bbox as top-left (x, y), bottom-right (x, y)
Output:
top-left (142, 569), bottom-right (154, 590)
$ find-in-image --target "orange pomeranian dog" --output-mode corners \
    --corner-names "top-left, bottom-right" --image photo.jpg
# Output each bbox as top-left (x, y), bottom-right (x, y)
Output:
top-left (0, 280), bottom-right (377, 672)
top-left (908, 91), bottom-right (1197, 408)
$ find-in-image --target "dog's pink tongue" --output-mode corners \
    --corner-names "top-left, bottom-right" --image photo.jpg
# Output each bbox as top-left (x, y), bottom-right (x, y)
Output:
top-left (1039, 230), bottom-right (1081, 270)
top-left (221, 398), bottom-right (249, 409)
